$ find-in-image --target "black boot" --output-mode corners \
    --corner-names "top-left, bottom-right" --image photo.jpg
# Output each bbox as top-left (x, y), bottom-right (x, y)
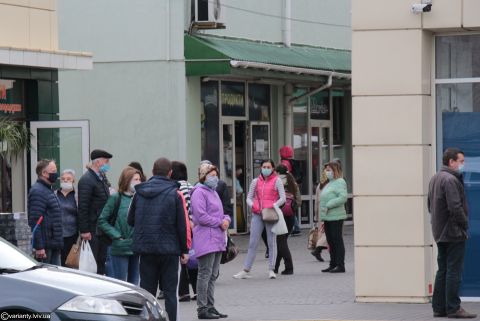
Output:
top-left (209, 307), bottom-right (228, 318)
top-left (311, 247), bottom-right (324, 262)
top-left (198, 308), bottom-right (220, 319)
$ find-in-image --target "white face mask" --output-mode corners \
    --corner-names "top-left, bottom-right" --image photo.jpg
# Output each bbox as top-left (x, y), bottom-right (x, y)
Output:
top-left (61, 182), bottom-right (74, 191)
top-left (326, 171), bottom-right (334, 180)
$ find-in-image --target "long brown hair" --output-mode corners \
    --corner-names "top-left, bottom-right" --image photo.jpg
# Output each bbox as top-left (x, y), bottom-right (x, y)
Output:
top-left (118, 166), bottom-right (141, 193)
top-left (275, 164), bottom-right (298, 195)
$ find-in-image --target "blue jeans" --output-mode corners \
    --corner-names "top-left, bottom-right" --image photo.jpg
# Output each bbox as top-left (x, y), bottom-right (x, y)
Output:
top-left (432, 241), bottom-right (466, 314)
top-left (111, 254), bottom-right (140, 285)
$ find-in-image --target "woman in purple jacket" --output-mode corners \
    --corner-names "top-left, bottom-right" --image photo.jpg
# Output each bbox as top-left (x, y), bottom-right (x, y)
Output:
top-left (191, 163), bottom-right (230, 320)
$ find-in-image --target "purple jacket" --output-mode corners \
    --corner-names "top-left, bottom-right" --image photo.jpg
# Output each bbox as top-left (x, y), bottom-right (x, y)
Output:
top-left (190, 184), bottom-right (230, 258)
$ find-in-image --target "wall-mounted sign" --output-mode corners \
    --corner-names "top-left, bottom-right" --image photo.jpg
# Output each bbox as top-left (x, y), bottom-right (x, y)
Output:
top-left (310, 92), bottom-right (329, 120)
top-left (221, 81), bottom-right (245, 117)
top-left (0, 79), bottom-right (24, 116)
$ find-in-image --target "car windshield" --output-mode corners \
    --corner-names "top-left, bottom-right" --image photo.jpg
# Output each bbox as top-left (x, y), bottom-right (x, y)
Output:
top-left (0, 237), bottom-right (38, 273)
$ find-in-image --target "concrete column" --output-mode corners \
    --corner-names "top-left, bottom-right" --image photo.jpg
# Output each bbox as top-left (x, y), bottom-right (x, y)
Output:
top-left (352, 0), bottom-right (435, 302)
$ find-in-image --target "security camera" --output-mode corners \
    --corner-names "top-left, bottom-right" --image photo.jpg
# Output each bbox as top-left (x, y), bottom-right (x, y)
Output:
top-left (412, 1), bottom-right (432, 13)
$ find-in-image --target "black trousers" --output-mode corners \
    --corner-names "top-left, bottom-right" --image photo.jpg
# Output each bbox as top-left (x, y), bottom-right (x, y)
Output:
top-left (91, 234), bottom-right (109, 275)
top-left (140, 254), bottom-right (180, 321)
top-left (179, 263), bottom-right (198, 296)
top-left (324, 220), bottom-right (345, 268)
top-left (275, 216), bottom-right (295, 272)
top-left (61, 233), bottom-right (78, 267)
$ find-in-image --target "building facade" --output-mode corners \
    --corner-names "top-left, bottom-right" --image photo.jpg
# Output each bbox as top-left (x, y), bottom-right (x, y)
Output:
top-left (0, 0), bottom-right (91, 214)
top-left (353, 0), bottom-right (480, 302)
top-left (57, 0), bottom-right (352, 232)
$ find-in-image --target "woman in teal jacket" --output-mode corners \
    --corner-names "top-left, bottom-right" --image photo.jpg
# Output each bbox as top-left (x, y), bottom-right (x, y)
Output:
top-left (98, 166), bottom-right (142, 284)
top-left (319, 161), bottom-right (348, 273)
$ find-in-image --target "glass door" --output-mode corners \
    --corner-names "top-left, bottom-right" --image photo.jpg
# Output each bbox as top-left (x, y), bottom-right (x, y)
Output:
top-left (220, 120), bottom-right (236, 231)
top-left (30, 121), bottom-right (89, 189)
top-left (309, 120), bottom-right (332, 226)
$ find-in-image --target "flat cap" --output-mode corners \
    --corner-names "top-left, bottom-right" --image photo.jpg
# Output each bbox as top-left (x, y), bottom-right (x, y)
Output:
top-left (90, 149), bottom-right (112, 160)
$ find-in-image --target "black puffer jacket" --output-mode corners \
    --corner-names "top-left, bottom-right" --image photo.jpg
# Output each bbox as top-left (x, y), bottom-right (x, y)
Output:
top-left (127, 176), bottom-right (188, 256)
top-left (428, 166), bottom-right (469, 243)
top-left (28, 179), bottom-right (63, 250)
top-left (77, 168), bottom-right (110, 234)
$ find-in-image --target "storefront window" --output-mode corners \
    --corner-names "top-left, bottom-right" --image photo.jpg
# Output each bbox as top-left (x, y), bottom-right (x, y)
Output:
top-left (436, 35), bottom-right (480, 79)
top-left (310, 90), bottom-right (329, 120)
top-left (248, 83), bottom-right (270, 121)
top-left (436, 35), bottom-right (480, 297)
top-left (293, 106), bottom-right (309, 195)
top-left (201, 81), bottom-right (220, 166)
top-left (332, 90), bottom-right (352, 192)
top-left (0, 79), bottom-right (25, 119)
top-left (221, 81), bottom-right (245, 117)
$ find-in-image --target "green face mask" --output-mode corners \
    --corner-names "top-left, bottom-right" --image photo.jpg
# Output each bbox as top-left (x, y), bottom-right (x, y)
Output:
top-left (326, 171), bottom-right (334, 180)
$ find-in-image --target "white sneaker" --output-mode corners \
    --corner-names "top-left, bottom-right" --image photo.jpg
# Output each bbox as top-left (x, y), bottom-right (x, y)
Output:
top-left (268, 270), bottom-right (277, 279)
top-left (233, 270), bottom-right (251, 279)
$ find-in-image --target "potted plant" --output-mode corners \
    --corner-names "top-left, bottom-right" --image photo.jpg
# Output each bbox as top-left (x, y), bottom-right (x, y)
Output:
top-left (0, 117), bottom-right (31, 212)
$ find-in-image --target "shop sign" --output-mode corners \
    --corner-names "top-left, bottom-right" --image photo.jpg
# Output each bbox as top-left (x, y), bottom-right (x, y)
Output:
top-left (0, 79), bottom-right (23, 116)
top-left (221, 82), bottom-right (245, 117)
top-left (310, 95), bottom-right (329, 120)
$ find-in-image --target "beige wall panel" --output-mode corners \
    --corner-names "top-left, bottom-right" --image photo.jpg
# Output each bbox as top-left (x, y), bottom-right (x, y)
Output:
top-left (0, 4), bottom-right (29, 48)
top-left (29, 0), bottom-right (55, 10)
top-left (50, 11), bottom-right (58, 49)
top-left (353, 146), bottom-right (431, 196)
top-left (354, 196), bottom-right (432, 246)
top-left (352, 0), bottom-right (421, 30)
top-left (352, 96), bottom-right (432, 145)
top-left (352, 30), bottom-right (431, 96)
top-left (29, 8), bottom-right (52, 50)
top-left (464, 0), bottom-right (480, 29)
top-left (356, 246), bottom-right (433, 297)
top-left (422, 0), bottom-right (461, 30)
top-left (0, 0), bottom-right (29, 6)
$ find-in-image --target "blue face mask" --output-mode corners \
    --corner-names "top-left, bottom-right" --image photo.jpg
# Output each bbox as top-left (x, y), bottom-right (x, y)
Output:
top-left (100, 163), bottom-right (111, 173)
top-left (326, 170), bottom-right (334, 180)
top-left (261, 168), bottom-right (273, 177)
top-left (458, 164), bottom-right (465, 173)
top-left (204, 176), bottom-right (219, 190)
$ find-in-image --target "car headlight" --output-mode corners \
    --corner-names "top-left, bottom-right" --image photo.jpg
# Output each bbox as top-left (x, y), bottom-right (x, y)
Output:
top-left (57, 296), bottom-right (127, 315)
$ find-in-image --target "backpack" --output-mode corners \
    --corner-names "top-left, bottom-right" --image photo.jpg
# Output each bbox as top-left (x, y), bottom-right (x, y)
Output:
top-left (281, 191), bottom-right (298, 217)
top-left (286, 159), bottom-right (303, 184)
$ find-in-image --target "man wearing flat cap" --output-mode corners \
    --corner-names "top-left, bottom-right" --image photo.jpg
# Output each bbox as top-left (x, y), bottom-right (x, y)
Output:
top-left (78, 149), bottom-right (113, 275)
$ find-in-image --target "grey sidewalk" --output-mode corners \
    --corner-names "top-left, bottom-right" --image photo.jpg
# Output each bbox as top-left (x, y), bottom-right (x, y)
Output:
top-left (178, 225), bottom-right (479, 321)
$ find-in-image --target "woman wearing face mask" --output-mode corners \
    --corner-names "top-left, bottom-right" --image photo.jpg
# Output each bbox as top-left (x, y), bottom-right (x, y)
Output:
top-left (233, 159), bottom-right (286, 280)
top-left (320, 161), bottom-right (348, 273)
top-left (57, 169), bottom-right (78, 267)
top-left (190, 163), bottom-right (230, 319)
top-left (97, 166), bottom-right (142, 284)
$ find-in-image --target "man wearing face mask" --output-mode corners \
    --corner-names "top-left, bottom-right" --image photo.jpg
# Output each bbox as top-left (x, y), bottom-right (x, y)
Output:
top-left (428, 148), bottom-right (476, 319)
top-left (56, 169), bottom-right (78, 267)
top-left (78, 149), bottom-right (113, 275)
top-left (128, 157), bottom-right (189, 321)
top-left (28, 159), bottom-right (63, 265)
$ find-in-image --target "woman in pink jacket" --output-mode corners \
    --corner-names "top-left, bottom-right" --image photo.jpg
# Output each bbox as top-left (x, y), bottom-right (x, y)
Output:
top-left (233, 159), bottom-right (286, 280)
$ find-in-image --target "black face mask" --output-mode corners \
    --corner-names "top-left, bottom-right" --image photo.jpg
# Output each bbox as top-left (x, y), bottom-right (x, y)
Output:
top-left (47, 172), bottom-right (59, 184)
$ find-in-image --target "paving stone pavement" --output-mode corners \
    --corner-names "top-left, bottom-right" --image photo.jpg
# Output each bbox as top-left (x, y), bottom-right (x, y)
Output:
top-left (177, 225), bottom-right (480, 321)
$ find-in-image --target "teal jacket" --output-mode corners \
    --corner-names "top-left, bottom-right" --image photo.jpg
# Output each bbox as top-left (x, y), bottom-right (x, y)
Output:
top-left (319, 178), bottom-right (348, 221)
top-left (97, 193), bottom-right (135, 256)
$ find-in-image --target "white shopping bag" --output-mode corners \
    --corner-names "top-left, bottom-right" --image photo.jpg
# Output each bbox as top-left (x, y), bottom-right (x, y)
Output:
top-left (271, 205), bottom-right (288, 235)
top-left (79, 240), bottom-right (97, 273)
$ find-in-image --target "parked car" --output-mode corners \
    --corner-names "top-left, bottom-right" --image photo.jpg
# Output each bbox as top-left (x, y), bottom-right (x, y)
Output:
top-left (0, 237), bottom-right (166, 321)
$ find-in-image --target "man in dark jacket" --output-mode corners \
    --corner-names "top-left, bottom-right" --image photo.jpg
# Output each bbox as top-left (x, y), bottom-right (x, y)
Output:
top-left (128, 157), bottom-right (189, 321)
top-left (428, 148), bottom-right (476, 319)
top-left (28, 159), bottom-right (63, 265)
top-left (78, 149), bottom-right (112, 275)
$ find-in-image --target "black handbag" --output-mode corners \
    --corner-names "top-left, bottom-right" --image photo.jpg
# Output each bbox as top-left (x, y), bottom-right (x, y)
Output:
top-left (221, 234), bottom-right (239, 264)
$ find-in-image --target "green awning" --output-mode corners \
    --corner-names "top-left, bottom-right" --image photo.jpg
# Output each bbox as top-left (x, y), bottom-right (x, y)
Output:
top-left (185, 34), bottom-right (351, 79)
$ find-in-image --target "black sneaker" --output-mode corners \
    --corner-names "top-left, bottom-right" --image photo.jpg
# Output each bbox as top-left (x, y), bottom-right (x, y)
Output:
top-left (447, 307), bottom-right (477, 318)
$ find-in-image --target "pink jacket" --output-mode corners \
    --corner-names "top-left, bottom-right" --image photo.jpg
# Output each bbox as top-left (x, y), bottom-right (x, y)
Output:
top-left (252, 173), bottom-right (280, 214)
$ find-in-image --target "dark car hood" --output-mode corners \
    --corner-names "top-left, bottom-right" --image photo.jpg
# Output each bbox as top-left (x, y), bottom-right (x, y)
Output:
top-left (3, 265), bottom-right (138, 296)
